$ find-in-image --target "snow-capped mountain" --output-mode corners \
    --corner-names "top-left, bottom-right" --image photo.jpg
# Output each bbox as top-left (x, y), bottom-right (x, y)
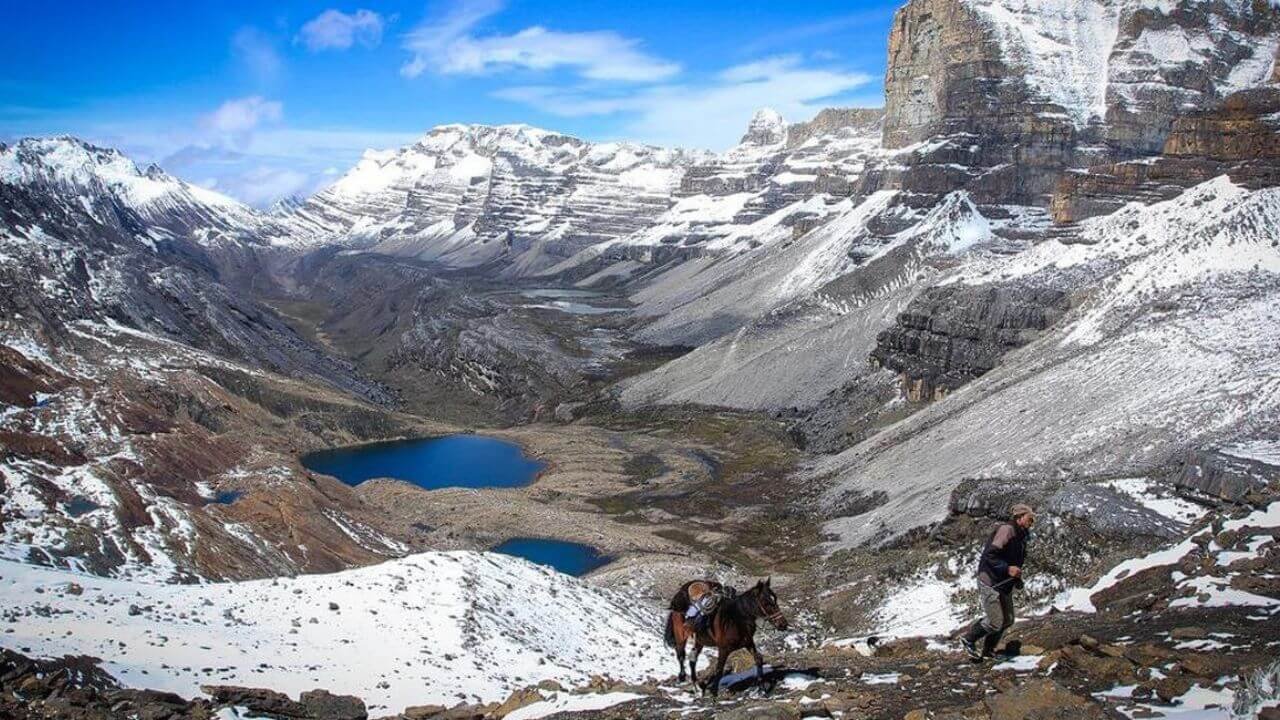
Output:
top-left (1, 137), bottom-right (264, 243)
top-left (3, 0), bottom-right (1276, 586)
top-left (283, 124), bottom-right (708, 274)
top-left (537, 107), bottom-right (885, 291)
top-left (1, 136), bottom-right (407, 584)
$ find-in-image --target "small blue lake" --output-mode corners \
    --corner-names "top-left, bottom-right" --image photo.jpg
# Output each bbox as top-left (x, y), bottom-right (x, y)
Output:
top-left (300, 435), bottom-right (545, 490)
top-left (492, 538), bottom-right (612, 577)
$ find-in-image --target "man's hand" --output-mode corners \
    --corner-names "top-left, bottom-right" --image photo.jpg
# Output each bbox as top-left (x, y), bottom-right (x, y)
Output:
top-left (1008, 566), bottom-right (1022, 578)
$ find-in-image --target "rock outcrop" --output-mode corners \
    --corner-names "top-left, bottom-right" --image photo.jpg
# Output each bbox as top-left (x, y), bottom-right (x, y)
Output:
top-left (871, 285), bottom-right (1070, 401)
top-left (1174, 446), bottom-right (1280, 503)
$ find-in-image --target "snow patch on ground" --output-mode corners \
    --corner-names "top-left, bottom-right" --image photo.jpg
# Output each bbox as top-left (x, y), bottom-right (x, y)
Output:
top-left (1058, 502), bottom-right (1280, 613)
top-left (1102, 478), bottom-right (1207, 526)
top-left (0, 552), bottom-right (670, 714)
top-left (867, 567), bottom-right (975, 638)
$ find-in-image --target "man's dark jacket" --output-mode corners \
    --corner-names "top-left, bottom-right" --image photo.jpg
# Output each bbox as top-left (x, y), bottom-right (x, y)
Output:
top-left (977, 522), bottom-right (1028, 591)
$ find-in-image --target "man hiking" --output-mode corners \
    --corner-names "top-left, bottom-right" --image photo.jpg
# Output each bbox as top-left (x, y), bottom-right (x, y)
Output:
top-left (961, 503), bottom-right (1035, 661)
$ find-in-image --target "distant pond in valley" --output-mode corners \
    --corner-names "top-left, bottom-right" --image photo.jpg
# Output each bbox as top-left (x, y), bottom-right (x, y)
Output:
top-left (301, 436), bottom-right (610, 576)
top-left (300, 435), bottom-right (545, 490)
top-left (491, 537), bottom-right (612, 577)
top-left (517, 288), bottom-right (627, 315)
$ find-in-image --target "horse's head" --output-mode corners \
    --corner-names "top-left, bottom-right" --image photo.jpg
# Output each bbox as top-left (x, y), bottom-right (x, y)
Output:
top-left (753, 577), bottom-right (788, 631)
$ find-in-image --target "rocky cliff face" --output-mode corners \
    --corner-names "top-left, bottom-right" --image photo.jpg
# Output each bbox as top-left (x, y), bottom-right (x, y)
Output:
top-left (880, 0), bottom-right (1095, 205)
top-left (1052, 87), bottom-right (1280, 222)
top-left (1104, 0), bottom-right (1280, 155)
top-left (879, 0), bottom-right (1280, 206)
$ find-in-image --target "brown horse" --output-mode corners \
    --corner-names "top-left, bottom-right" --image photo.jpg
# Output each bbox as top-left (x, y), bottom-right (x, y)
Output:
top-left (663, 578), bottom-right (788, 697)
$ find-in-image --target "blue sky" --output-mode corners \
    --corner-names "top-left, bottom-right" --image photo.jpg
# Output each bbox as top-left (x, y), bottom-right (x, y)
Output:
top-left (2, 0), bottom-right (898, 205)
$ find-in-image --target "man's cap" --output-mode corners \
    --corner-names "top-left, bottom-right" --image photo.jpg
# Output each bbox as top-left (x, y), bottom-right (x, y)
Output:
top-left (1010, 503), bottom-right (1036, 519)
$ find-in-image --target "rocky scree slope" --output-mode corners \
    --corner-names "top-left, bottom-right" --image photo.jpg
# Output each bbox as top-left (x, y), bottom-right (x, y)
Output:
top-left (816, 177), bottom-right (1280, 548)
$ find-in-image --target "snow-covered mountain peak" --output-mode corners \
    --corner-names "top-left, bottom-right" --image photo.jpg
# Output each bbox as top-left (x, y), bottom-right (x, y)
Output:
top-left (322, 122), bottom-right (701, 204)
top-left (1, 135), bottom-right (243, 211)
top-left (416, 122), bottom-right (579, 155)
top-left (741, 107), bottom-right (788, 146)
top-left (287, 121), bottom-right (709, 270)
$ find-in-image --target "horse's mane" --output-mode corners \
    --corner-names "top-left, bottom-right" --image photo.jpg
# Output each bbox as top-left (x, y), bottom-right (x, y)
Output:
top-left (722, 584), bottom-right (762, 626)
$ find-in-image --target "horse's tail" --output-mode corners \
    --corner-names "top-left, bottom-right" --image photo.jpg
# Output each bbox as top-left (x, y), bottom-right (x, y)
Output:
top-left (663, 612), bottom-right (676, 647)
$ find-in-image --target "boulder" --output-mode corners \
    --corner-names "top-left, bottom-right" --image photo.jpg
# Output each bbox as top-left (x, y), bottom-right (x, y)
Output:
top-left (984, 679), bottom-right (1106, 720)
top-left (401, 705), bottom-right (448, 719)
top-left (874, 637), bottom-right (929, 659)
top-left (1121, 643), bottom-right (1177, 668)
top-left (1152, 675), bottom-right (1194, 704)
top-left (491, 687), bottom-right (545, 718)
top-left (1173, 448), bottom-right (1279, 503)
top-left (1055, 645), bottom-right (1138, 684)
top-left (1177, 652), bottom-right (1248, 679)
top-left (202, 685), bottom-right (306, 717)
top-left (1089, 564), bottom-right (1179, 614)
top-left (299, 689), bottom-right (367, 720)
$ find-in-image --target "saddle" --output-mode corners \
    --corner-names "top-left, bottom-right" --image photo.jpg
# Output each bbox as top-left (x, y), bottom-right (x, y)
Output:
top-left (684, 581), bottom-right (737, 632)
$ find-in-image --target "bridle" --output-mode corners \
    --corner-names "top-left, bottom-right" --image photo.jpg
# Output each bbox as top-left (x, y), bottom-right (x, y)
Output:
top-left (751, 591), bottom-right (785, 625)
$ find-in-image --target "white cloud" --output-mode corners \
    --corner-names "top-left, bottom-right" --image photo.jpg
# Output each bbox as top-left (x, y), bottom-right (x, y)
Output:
top-left (400, 0), bottom-right (678, 82)
top-left (298, 9), bottom-right (386, 51)
top-left (156, 125), bottom-right (420, 207)
top-left (222, 165), bottom-right (314, 206)
top-left (232, 27), bottom-right (283, 85)
top-left (146, 96), bottom-right (419, 207)
top-left (200, 96), bottom-right (283, 137)
top-left (494, 55), bottom-right (875, 150)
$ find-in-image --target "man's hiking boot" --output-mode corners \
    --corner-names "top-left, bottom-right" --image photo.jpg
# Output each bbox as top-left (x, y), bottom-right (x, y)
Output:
top-left (982, 634), bottom-right (1002, 659)
top-left (960, 636), bottom-right (983, 661)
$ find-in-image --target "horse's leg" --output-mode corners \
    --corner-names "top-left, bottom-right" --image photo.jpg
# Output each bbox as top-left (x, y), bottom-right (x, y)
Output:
top-left (749, 640), bottom-right (765, 685)
top-left (689, 642), bottom-right (702, 687)
top-left (675, 633), bottom-right (687, 683)
top-left (707, 646), bottom-right (730, 698)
